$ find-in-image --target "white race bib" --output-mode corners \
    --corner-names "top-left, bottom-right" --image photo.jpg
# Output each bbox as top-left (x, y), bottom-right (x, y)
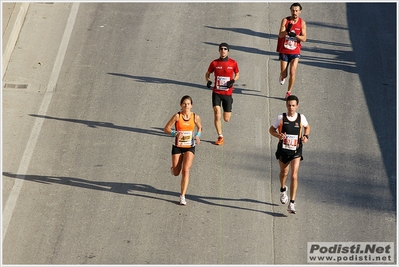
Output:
top-left (282, 134), bottom-right (298, 150)
top-left (176, 131), bottom-right (193, 147)
top-left (216, 76), bottom-right (230, 91)
top-left (284, 36), bottom-right (298, 50)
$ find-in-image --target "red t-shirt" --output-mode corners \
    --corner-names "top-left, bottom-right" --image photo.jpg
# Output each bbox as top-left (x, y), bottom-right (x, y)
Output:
top-left (207, 57), bottom-right (239, 95)
top-left (276, 17), bottom-right (302, 55)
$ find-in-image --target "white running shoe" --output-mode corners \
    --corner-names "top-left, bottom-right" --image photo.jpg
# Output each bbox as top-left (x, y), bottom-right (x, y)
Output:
top-left (287, 202), bottom-right (296, 214)
top-left (279, 75), bottom-right (286, 85)
top-left (280, 186), bottom-right (288, 204)
top-left (180, 195), bottom-right (187, 206)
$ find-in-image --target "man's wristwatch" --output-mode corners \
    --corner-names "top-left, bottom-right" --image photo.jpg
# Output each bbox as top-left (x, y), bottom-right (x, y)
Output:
top-left (303, 135), bottom-right (309, 139)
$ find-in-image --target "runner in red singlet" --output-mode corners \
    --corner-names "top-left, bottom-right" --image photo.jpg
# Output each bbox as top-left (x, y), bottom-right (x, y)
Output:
top-left (276, 3), bottom-right (307, 99)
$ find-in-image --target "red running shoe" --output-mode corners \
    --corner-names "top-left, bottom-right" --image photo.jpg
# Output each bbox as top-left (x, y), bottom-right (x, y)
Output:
top-left (215, 136), bottom-right (224, 145)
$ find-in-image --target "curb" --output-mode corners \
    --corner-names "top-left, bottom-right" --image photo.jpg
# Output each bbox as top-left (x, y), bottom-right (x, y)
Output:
top-left (2, 2), bottom-right (30, 79)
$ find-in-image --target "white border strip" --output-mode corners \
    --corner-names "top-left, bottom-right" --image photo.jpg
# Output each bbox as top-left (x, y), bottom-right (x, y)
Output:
top-left (2, 2), bottom-right (80, 242)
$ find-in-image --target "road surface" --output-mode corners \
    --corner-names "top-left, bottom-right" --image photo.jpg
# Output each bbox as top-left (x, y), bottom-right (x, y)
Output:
top-left (2, 2), bottom-right (396, 264)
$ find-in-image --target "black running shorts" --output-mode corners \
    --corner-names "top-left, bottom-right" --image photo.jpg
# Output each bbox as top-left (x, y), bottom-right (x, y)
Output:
top-left (275, 145), bottom-right (303, 164)
top-left (212, 92), bottom-right (233, 112)
top-left (172, 145), bottom-right (196, 155)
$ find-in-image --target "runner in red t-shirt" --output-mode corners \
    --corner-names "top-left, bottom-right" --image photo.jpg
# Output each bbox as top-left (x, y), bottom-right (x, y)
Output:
top-left (276, 3), bottom-right (307, 99)
top-left (205, 43), bottom-right (240, 145)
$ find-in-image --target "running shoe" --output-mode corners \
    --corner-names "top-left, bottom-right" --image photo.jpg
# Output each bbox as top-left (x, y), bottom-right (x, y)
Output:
top-left (215, 136), bottom-right (224, 145)
top-left (285, 91), bottom-right (291, 99)
top-left (180, 195), bottom-right (187, 206)
top-left (279, 75), bottom-right (286, 85)
top-left (280, 186), bottom-right (288, 204)
top-left (287, 202), bottom-right (296, 214)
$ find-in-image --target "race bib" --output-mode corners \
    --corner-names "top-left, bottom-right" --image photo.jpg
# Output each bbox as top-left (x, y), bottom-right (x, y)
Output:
top-left (284, 36), bottom-right (298, 50)
top-left (216, 76), bottom-right (230, 91)
top-left (176, 131), bottom-right (193, 147)
top-left (282, 134), bottom-right (298, 150)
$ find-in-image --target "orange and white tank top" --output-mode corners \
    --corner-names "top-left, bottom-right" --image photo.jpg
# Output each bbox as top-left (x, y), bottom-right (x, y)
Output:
top-left (174, 112), bottom-right (196, 148)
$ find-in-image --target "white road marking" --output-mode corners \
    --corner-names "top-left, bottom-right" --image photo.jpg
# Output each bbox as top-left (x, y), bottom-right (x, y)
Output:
top-left (2, 2), bottom-right (80, 242)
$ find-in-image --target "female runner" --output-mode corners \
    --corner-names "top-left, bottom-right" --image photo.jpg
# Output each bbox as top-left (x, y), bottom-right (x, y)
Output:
top-left (164, 95), bottom-right (202, 206)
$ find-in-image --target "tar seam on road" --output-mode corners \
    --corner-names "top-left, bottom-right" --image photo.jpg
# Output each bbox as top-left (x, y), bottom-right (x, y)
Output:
top-left (2, 2), bottom-right (80, 242)
top-left (264, 7), bottom-right (276, 262)
top-left (218, 144), bottom-right (225, 264)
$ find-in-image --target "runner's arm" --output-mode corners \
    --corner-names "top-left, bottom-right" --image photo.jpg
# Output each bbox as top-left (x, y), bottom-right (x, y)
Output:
top-left (164, 113), bottom-right (179, 135)
top-left (233, 72), bottom-right (240, 82)
top-left (278, 18), bottom-right (288, 38)
top-left (194, 115), bottom-right (202, 144)
top-left (296, 20), bottom-right (307, 42)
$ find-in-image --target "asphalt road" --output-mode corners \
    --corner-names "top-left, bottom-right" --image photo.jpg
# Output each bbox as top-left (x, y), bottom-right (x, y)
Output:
top-left (2, 2), bottom-right (396, 265)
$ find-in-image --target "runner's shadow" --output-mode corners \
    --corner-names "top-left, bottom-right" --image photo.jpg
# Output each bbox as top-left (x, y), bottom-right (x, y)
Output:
top-left (29, 114), bottom-right (166, 137)
top-left (107, 73), bottom-right (207, 91)
top-left (108, 73), bottom-right (274, 99)
top-left (204, 26), bottom-right (274, 40)
top-left (3, 172), bottom-right (286, 217)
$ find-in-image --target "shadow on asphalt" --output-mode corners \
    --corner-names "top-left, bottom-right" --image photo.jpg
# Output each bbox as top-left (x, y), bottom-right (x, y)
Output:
top-left (107, 72), bottom-right (277, 99)
top-left (346, 3), bottom-right (397, 205)
top-left (29, 114), bottom-right (167, 137)
top-left (3, 172), bottom-right (286, 217)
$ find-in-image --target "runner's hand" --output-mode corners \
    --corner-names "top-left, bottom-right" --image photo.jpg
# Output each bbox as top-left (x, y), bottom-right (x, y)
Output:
top-left (288, 31), bottom-right (296, 37)
top-left (207, 81), bottom-right (212, 88)
top-left (195, 135), bottom-right (201, 145)
top-left (226, 79), bottom-right (235, 88)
